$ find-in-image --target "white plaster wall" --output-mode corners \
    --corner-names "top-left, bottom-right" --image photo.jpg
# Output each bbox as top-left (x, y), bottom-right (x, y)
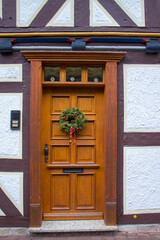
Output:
top-left (124, 147), bottom-right (160, 214)
top-left (16, 0), bottom-right (145, 28)
top-left (0, 93), bottom-right (22, 159)
top-left (0, 209), bottom-right (5, 216)
top-left (54, 2), bottom-right (71, 24)
top-left (114, 0), bottom-right (145, 26)
top-left (0, 172), bottom-right (23, 215)
top-left (0, 64), bottom-right (22, 82)
top-left (46, 0), bottom-right (74, 27)
top-left (124, 64), bottom-right (160, 132)
top-left (0, 0), bottom-right (2, 19)
top-left (90, 0), bottom-right (119, 26)
top-left (17, 0), bottom-right (48, 27)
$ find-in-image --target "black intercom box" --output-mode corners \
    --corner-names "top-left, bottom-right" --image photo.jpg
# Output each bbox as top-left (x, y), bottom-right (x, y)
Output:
top-left (10, 110), bottom-right (20, 130)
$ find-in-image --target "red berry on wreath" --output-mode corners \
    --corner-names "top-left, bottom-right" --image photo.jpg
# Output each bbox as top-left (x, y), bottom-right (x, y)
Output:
top-left (64, 123), bottom-right (67, 126)
top-left (63, 117), bottom-right (66, 119)
top-left (78, 115), bottom-right (80, 118)
top-left (77, 127), bottom-right (79, 130)
top-left (73, 114), bottom-right (76, 117)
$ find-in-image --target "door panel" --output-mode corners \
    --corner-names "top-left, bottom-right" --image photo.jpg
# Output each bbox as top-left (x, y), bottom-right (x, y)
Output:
top-left (76, 173), bottom-right (95, 210)
top-left (77, 96), bottom-right (95, 113)
top-left (76, 145), bottom-right (96, 164)
top-left (51, 120), bottom-right (68, 139)
top-left (50, 174), bottom-right (71, 210)
top-left (51, 145), bottom-right (70, 164)
top-left (41, 87), bottom-right (104, 220)
top-left (51, 96), bottom-right (71, 114)
top-left (78, 120), bottom-right (95, 139)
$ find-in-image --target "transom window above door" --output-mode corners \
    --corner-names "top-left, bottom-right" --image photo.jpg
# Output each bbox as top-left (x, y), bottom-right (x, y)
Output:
top-left (44, 65), bottom-right (104, 84)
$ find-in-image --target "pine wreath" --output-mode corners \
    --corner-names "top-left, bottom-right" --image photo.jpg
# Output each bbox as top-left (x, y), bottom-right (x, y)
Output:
top-left (59, 107), bottom-right (87, 144)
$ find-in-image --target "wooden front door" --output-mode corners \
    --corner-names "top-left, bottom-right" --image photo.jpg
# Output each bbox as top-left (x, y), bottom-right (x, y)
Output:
top-left (22, 51), bottom-right (125, 227)
top-left (41, 87), bottom-right (104, 220)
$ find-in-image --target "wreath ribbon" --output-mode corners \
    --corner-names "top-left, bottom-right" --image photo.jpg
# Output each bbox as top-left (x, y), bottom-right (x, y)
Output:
top-left (69, 125), bottom-right (76, 144)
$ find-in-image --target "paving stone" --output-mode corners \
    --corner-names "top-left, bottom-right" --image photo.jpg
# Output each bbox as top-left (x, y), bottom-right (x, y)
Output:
top-left (29, 237), bottom-right (105, 240)
top-left (118, 225), bottom-right (138, 232)
top-left (138, 233), bottom-right (151, 240)
top-left (0, 228), bottom-right (11, 236)
top-left (139, 225), bottom-right (159, 232)
top-left (11, 228), bottom-right (29, 236)
top-left (28, 232), bottom-right (116, 239)
top-left (0, 232), bottom-right (160, 240)
top-left (114, 232), bottom-right (127, 240)
top-left (127, 233), bottom-right (139, 239)
top-left (0, 237), bottom-right (29, 240)
top-left (94, 236), bottom-right (115, 240)
top-left (30, 238), bottom-right (56, 240)
top-left (55, 234), bottom-right (115, 240)
top-left (150, 233), bottom-right (160, 240)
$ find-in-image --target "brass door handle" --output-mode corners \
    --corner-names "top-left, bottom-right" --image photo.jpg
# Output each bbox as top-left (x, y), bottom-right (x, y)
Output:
top-left (44, 143), bottom-right (49, 163)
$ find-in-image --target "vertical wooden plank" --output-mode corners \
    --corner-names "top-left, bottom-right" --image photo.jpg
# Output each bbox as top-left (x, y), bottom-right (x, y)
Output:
top-left (30, 61), bottom-right (42, 227)
top-left (104, 62), bottom-right (117, 225)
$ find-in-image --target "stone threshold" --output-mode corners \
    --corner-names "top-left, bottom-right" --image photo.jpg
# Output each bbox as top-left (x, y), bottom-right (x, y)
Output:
top-left (29, 220), bottom-right (119, 233)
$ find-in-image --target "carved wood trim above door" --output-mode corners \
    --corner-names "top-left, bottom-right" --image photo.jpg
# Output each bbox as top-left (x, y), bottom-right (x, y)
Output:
top-left (22, 51), bottom-right (125, 227)
top-left (22, 51), bottom-right (126, 62)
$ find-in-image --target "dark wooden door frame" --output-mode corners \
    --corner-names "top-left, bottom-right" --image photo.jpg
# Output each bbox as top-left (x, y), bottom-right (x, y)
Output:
top-left (22, 51), bottom-right (125, 227)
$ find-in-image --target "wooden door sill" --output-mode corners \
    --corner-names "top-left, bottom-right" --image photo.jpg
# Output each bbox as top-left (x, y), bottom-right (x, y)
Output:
top-left (43, 212), bottom-right (103, 220)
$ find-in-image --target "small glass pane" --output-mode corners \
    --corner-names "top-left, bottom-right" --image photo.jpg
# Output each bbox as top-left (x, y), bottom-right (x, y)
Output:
top-left (88, 67), bottom-right (103, 82)
top-left (44, 66), bottom-right (60, 82)
top-left (66, 66), bottom-right (81, 82)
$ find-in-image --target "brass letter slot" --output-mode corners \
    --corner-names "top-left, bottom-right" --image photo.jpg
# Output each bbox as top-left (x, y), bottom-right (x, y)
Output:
top-left (63, 168), bottom-right (83, 173)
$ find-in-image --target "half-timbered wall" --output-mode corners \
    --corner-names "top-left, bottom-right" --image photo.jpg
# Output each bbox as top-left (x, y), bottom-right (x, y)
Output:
top-left (0, 0), bottom-right (159, 30)
top-left (0, 0), bottom-right (160, 227)
top-left (117, 52), bottom-right (160, 224)
top-left (0, 53), bottom-right (30, 226)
